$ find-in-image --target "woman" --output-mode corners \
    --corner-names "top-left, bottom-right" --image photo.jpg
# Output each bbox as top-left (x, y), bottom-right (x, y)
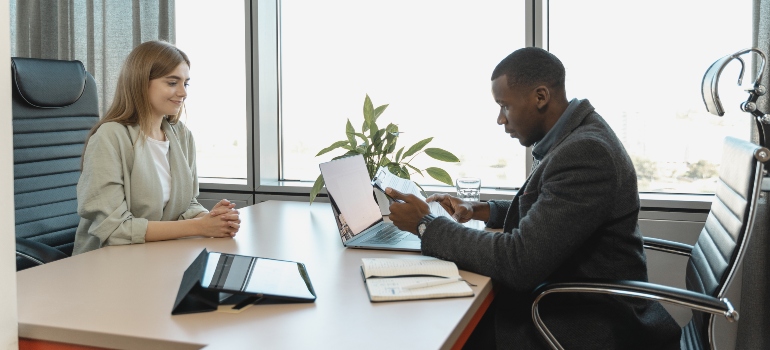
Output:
top-left (73, 41), bottom-right (240, 255)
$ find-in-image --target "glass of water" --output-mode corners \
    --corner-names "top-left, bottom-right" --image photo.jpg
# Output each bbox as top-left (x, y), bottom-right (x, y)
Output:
top-left (456, 177), bottom-right (481, 202)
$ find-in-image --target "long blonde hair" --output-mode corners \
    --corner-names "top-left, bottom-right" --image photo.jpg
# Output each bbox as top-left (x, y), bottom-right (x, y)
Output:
top-left (81, 40), bottom-right (190, 168)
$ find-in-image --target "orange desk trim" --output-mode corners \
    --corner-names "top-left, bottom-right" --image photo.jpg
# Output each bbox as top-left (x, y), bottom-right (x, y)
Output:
top-left (451, 287), bottom-right (496, 350)
top-left (19, 338), bottom-right (109, 350)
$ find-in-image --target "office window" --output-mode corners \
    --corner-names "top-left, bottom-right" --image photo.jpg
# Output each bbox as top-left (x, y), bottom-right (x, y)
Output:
top-left (280, 0), bottom-right (527, 189)
top-left (550, 0), bottom-right (753, 193)
top-left (175, 1), bottom-right (248, 181)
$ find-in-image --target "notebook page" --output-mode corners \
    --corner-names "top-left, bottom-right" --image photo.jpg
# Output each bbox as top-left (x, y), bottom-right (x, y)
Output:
top-left (365, 277), bottom-right (473, 302)
top-left (362, 258), bottom-right (459, 278)
top-left (320, 155), bottom-right (383, 234)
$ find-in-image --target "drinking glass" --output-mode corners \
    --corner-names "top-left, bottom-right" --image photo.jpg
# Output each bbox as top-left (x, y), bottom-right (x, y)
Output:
top-left (455, 177), bottom-right (481, 202)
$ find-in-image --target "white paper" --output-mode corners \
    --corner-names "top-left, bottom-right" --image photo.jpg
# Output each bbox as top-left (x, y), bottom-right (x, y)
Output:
top-left (361, 257), bottom-right (460, 278)
top-left (372, 167), bottom-right (454, 220)
top-left (319, 155), bottom-right (383, 234)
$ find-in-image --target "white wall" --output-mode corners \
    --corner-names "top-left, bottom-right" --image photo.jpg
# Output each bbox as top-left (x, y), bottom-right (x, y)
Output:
top-left (0, 0), bottom-right (19, 349)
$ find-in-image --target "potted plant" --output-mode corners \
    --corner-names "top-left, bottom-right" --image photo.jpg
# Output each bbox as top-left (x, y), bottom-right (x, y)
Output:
top-left (309, 94), bottom-right (460, 204)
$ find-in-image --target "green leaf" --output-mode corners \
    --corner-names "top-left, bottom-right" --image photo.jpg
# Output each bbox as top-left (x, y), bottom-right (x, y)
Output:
top-left (345, 119), bottom-right (357, 148)
top-left (332, 151), bottom-right (358, 160)
top-left (362, 120), bottom-right (369, 134)
top-left (403, 137), bottom-right (433, 158)
top-left (394, 147), bottom-right (405, 163)
top-left (385, 123), bottom-right (399, 141)
top-left (316, 140), bottom-right (349, 157)
top-left (379, 156), bottom-right (392, 168)
top-left (387, 163), bottom-right (402, 178)
top-left (309, 174), bottom-right (325, 204)
top-left (426, 167), bottom-right (453, 186)
top-left (363, 94), bottom-right (374, 123)
top-left (400, 166), bottom-right (411, 179)
top-left (372, 129), bottom-right (383, 145)
top-left (353, 132), bottom-right (370, 147)
top-left (373, 104), bottom-right (388, 121)
top-left (404, 163), bottom-right (424, 177)
top-left (368, 120), bottom-right (379, 138)
top-left (424, 148), bottom-right (460, 162)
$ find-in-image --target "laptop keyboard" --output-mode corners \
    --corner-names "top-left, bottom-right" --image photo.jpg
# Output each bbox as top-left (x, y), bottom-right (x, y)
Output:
top-left (362, 225), bottom-right (409, 245)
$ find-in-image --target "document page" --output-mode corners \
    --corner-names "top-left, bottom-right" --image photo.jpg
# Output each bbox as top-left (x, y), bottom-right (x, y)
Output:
top-left (372, 167), bottom-right (454, 220)
top-left (320, 155), bottom-right (383, 234)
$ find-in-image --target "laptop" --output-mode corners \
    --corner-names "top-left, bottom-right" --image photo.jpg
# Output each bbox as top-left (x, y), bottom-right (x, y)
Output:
top-left (319, 155), bottom-right (421, 252)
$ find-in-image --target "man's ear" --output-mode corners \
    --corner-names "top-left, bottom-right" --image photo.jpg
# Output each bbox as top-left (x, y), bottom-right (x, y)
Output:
top-left (534, 85), bottom-right (550, 110)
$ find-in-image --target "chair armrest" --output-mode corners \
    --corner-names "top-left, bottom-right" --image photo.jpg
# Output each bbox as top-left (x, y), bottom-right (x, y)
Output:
top-left (531, 279), bottom-right (738, 350)
top-left (16, 237), bottom-right (68, 267)
top-left (643, 237), bottom-right (693, 256)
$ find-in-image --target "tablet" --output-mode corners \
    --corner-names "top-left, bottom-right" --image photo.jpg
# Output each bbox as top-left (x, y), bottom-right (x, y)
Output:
top-left (200, 252), bottom-right (316, 302)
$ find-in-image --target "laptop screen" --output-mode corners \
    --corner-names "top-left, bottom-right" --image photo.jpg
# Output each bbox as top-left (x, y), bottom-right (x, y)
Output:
top-left (328, 194), bottom-right (383, 244)
top-left (319, 155), bottom-right (383, 235)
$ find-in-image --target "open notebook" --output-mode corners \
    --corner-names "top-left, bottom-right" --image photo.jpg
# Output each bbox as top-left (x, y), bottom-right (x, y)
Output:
top-left (360, 257), bottom-right (474, 302)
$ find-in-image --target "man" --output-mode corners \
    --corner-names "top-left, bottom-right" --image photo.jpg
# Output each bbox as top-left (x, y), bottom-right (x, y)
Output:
top-left (386, 48), bottom-right (681, 349)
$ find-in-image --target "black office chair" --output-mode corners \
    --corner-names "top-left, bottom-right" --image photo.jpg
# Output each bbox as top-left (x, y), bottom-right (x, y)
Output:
top-left (531, 136), bottom-right (767, 350)
top-left (12, 57), bottom-right (100, 271)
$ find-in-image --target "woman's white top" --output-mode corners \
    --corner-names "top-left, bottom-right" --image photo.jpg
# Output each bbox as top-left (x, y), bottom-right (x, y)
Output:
top-left (146, 136), bottom-right (171, 208)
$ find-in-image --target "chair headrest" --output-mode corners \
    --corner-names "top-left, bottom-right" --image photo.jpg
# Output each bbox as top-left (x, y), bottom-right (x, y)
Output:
top-left (11, 57), bottom-right (87, 108)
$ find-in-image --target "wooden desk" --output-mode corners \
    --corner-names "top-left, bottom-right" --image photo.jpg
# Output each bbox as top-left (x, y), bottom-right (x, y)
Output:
top-left (17, 201), bottom-right (494, 350)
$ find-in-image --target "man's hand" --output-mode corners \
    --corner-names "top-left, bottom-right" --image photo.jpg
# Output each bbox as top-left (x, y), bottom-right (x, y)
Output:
top-left (427, 193), bottom-right (474, 223)
top-left (386, 187), bottom-right (431, 235)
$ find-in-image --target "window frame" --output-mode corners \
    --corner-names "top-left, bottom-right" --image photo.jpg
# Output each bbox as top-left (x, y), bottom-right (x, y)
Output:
top-left (199, 0), bottom-right (716, 211)
top-left (196, 0), bottom-right (255, 193)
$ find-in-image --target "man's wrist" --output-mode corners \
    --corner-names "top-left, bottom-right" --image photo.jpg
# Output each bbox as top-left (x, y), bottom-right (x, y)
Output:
top-left (470, 201), bottom-right (491, 222)
top-left (417, 214), bottom-right (437, 238)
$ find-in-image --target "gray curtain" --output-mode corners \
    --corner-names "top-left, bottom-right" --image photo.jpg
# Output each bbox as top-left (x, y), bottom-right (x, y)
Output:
top-left (9, 0), bottom-right (175, 114)
top-left (736, 1), bottom-right (770, 349)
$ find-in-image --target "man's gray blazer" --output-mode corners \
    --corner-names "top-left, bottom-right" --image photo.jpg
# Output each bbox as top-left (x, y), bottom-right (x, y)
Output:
top-left (421, 99), bottom-right (681, 349)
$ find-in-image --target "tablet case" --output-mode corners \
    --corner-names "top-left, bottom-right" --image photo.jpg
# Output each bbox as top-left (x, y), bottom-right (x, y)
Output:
top-left (172, 249), bottom-right (219, 315)
top-left (172, 249), bottom-right (317, 315)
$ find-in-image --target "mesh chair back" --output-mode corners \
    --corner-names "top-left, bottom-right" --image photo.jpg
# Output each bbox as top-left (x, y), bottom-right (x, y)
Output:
top-left (683, 136), bottom-right (763, 348)
top-left (11, 57), bottom-right (99, 270)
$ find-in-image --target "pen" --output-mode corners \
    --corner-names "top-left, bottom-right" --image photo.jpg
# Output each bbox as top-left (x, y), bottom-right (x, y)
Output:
top-left (401, 277), bottom-right (464, 290)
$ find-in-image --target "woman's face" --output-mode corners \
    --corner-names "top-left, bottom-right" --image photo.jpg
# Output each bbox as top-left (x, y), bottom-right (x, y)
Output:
top-left (148, 62), bottom-right (190, 119)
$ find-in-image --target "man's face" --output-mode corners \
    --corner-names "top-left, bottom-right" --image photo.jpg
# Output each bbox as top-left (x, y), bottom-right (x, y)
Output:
top-left (492, 75), bottom-right (545, 147)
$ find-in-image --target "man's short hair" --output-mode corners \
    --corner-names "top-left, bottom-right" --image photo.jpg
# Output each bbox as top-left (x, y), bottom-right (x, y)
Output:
top-left (491, 47), bottom-right (565, 90)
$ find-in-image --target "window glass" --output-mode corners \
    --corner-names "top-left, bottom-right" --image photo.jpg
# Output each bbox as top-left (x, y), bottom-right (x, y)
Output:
top-left (550, 0), bottom-right (753, 193)
top-left (280, 0), bottom-right (527, 189)
top-left (176, 1), bottom-right (248, 181)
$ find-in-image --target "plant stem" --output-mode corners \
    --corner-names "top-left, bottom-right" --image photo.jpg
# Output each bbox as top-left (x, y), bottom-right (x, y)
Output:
top-left (405, 151), bottom-right (423, 165)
